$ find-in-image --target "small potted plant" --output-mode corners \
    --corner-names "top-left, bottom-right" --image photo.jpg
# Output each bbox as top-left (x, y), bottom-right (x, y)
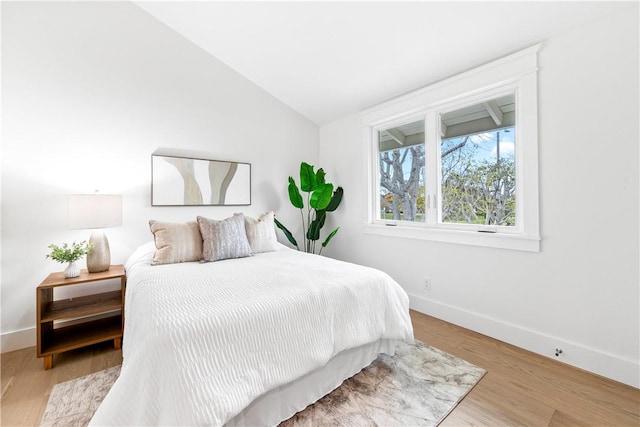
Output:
top-left (46, 241), bottom-right (93, 278)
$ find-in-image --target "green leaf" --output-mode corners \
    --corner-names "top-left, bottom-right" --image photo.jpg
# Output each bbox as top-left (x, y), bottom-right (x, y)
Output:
top-left (274, 217), bottom-right (299, 249)
top-left (325, 186), bottom-right (343, 212)
top-left (306, 210), bottom-right (326, 241)
top-left (321, 227), bottom-right (340, 248)
top-left (288, 177), bottom-right (304, 209)
top-left (315, 168), bottom-right (326, 186)
top-left (45, 240), bottom-right (92, 263)
top-left (300, 162), bottom-right (317, 192)
top-left (309, 183), bottom-right (334, 210)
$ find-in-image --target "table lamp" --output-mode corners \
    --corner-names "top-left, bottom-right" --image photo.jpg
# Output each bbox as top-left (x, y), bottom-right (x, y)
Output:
top-left (68, 194), bottom-right (123, 273)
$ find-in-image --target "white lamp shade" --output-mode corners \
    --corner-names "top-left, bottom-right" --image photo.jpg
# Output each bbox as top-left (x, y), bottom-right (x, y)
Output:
top-left (68, 194), bottom-right (123, 229)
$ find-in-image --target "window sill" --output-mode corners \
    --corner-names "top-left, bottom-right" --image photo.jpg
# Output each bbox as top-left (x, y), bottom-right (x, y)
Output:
top-left (362, 224), bottom-right (540, 252)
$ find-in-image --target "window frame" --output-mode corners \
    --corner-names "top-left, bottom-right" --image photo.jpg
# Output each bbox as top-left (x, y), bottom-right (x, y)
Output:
top-left (362, 44), bottom-right (541, 252)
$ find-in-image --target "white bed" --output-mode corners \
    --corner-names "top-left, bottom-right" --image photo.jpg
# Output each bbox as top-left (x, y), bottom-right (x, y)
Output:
top-left (90, 242), bottom-right (414, 426)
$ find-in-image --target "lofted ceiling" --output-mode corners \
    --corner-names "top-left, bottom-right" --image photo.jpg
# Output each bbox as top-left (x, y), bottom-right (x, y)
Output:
top-left (134, 1), bottom-right (635, 125)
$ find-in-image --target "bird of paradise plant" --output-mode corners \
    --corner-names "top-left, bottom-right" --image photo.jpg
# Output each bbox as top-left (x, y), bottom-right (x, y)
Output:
top-left (275, 162), bottom-right (343, 255)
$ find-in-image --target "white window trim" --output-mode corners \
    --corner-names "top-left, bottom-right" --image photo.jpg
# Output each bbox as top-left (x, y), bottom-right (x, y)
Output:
top-left (361, 44), bottom-right (541, 252)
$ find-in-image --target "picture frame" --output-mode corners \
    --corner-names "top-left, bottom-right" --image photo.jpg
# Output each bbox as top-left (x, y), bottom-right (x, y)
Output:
top-left (151, 154), bottom-right (251, 206)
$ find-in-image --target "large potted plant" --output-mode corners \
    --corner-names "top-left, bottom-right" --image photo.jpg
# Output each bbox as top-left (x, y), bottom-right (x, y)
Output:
top-left (275, 162), bottom-right (343, 255)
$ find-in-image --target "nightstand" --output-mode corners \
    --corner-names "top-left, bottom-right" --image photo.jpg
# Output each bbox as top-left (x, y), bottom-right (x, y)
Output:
top-left (36, 265), bottom-right (126, 370)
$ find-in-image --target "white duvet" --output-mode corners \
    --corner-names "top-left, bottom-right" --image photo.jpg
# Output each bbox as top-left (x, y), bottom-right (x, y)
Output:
top-left (90, 244), bottom-right (414, 426)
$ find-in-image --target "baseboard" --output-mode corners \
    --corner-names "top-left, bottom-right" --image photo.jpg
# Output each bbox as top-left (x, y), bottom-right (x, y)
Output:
top-left (409, 293), bottom-right (640, 388)
top-left (1, 326), bottom-right (35, 354)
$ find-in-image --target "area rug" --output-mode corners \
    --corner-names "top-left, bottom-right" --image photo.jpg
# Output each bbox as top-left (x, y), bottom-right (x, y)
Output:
top-left (40, 341), bottom-right (485, 427)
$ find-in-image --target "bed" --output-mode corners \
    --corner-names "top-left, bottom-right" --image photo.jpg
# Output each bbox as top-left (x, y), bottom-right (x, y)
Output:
top-left (89, 214), bottom-right (414, 426)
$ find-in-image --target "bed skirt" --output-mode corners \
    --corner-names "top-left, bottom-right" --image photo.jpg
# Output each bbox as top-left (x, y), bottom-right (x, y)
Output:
top-left (227, 339), bottom-right (397, 426)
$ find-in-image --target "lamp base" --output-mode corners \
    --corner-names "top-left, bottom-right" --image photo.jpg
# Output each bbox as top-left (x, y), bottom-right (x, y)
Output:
top-left (87, 231), bottom-right (111, 273)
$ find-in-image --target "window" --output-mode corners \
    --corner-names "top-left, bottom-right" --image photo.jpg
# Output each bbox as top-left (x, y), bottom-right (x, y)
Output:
top-left (378, 119), bottom-right (425, 223)
top-left (439, 95), bottom-right (516, 228)
top-left (362, 45), bottom-right (540, 251)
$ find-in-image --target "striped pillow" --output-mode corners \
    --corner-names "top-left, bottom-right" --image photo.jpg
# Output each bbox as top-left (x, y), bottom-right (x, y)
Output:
top-left (149, 220), bottom-right (203, 265)
top-left (238, 212), bottom-right (277, 254)
top-left (197, 214), bottom-right (252, 262)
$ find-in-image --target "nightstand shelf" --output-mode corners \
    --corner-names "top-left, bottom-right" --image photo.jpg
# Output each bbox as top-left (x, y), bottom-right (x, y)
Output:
top-left (36, 265), bottom-right (126, 370)
top-left (40, 315), bottom-right (123, 355)
top-left (40, 290), bottom-right (122, 322)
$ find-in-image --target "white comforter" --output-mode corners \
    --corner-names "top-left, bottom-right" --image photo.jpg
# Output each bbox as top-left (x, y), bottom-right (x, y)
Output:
top-left (90, 244), bottom-right (413, 426)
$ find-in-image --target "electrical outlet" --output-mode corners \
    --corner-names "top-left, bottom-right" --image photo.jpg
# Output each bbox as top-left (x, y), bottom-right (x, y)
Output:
top-left (424, 277), bottom-right (431, 291)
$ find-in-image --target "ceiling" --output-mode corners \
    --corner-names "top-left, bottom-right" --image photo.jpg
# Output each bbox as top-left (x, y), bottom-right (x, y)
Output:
top-left (134, 1), bottom-right (635, 125)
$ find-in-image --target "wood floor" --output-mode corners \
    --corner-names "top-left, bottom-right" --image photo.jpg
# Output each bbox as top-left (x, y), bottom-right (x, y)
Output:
top-left (2, 310), bottom-right (638, 426)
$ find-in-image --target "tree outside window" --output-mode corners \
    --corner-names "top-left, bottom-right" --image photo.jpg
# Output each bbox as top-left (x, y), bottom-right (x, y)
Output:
top-left (377, 96), bottom-right (516, 227)
top-left (441, 129), bottom-right (515, 226)
top-left (378, 120), bottom-right (425, 222)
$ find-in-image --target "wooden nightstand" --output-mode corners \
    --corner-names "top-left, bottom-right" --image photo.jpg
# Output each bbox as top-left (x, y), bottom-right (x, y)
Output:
top-left (36, 265), bottom-right (126, 370)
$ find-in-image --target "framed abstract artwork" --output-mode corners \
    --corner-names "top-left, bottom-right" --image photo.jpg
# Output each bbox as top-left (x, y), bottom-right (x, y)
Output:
top-left (151, 154), bottom-right (251, 206)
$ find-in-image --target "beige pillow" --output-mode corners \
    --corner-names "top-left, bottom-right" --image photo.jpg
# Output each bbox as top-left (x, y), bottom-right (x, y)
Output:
top-left (197, 214), bottom-right (252, 262)
top-left (240, 212), bottom-right (277, 253)
top-left (149, 220), bottom-right (203, 265)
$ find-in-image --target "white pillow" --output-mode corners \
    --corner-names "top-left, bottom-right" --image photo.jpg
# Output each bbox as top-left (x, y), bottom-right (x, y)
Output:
top-left (239, 212), bottom-right (278, 253)
top-left (124, 241), bottom-right (156, 272)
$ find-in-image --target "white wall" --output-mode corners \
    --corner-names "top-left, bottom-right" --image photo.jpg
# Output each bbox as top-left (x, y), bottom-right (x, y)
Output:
top-left (320, 9), bottom-right (639, 387)
top-left (1, 2), bottom-right (318, 351)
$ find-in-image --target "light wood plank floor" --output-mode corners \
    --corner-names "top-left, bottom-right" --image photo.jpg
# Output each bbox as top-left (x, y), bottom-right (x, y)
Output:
top-left (2, 311), bottom-right (638, 426)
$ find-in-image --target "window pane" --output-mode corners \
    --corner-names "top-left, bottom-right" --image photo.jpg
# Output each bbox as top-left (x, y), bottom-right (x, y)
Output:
top-left (378, 120), bottom-right (425, 222)
top-left (440, 95), bottom-right (516, 226)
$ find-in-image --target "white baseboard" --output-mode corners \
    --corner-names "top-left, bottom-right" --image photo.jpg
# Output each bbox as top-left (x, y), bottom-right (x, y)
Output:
top-left (1, 327), bottom-right (35, 353)
top-left (409, 293), bottom-right (640, 389)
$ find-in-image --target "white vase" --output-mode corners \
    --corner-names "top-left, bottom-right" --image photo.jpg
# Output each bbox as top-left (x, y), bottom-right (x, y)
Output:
top-left (64, 261), bottom-right (80, 278)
